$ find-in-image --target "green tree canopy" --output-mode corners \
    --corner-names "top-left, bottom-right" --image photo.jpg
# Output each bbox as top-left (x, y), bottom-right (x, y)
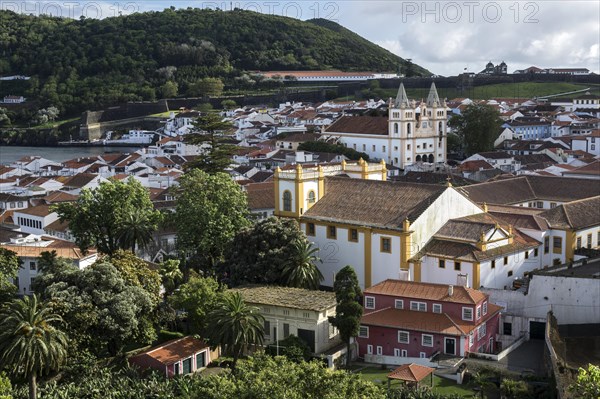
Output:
top-left (185, 113), bottom-right (237, 174)
top-left (449, 103), bottom-right (504, 156)
top-left (187, 77), bottom-right (224, 97)
top-left (223, 218), bottom-right (306, 286)
top-left (160, 81), bottom-right (178, 98)
top-left (281, 239), bottom-right (323, 290)
top-left (107, 250), bottom-right (162, 306)
top-left (297, 141), bottom-right (370, 161)
top-left (570, 364), bottom-right (600, 399)
top-left (0, 247), bottom-right (20, 301)
top-left (0, 295), bottom-right (68, 399)
top-left (169, 273), bottom-right (221, 334)
top-left (53, 177), bottom-right (162, 255)
top-left (158, 259), bottom-right (183, 298)
top-left (205, 292), bottom-right (264, 371)
top-left (174, 169), bottom-right (250, 272)
top-left (328, 265), bottom-right (363, 365)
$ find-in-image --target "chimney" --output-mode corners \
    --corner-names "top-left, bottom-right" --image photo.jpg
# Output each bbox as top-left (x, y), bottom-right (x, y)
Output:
top-left (448, 285), bottom-right (454, 297)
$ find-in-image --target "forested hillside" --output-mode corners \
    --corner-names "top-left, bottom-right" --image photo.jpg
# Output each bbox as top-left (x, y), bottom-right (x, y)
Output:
top-left (0, 9), bottom-right (429, 115)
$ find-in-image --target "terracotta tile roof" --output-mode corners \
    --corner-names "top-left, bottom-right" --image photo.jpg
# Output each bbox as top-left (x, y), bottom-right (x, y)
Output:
top-left (459, 175), bottom-right (600, 204)
top-left (365, 279), bottom-right (486, 305)
top-left (561, 160), bottom-right (600, 176)
top-left (488, 206), bottom-right (549, 231)
top-left (540, 196), bottom-right (600, 230)
top-left (232, 286), bottom-right (336, 312)
top-left (277, 132), bottom-right (320, 142)
top-left (62, 173), bottom-right (97, 189)
top-left (325, 116), bottom-right (389, 135)
top-left (434, 213), bottom-right (500, 243)
top-left (15, 204), bottom-right (51, 217)
top-left (134, 336), bottom-right (210, 365)
top-left (388, 364), bottom-right (434, 382)
top-left (41, 191), bottom-right (78, 203)
top-left (361, 308), bottom-right (465, 335)
top-left (0, 243), bottom-right (95, 260)
top-left (459, 160), bottom-right (495, 172)
top-left (245, 182), bottom-right (274, 210)
top-left (44, 219), bottom-right (69, 232)
top-left (302, 177), bottom-right (446, 229)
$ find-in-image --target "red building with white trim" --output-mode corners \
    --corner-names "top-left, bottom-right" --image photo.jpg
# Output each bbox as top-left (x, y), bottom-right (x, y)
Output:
top-left (357, 280), bottom-right (501, 362)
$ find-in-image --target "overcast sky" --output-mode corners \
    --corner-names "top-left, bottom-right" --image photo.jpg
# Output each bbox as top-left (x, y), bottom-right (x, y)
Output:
top-left (8, 1), bottom-right (599, 76)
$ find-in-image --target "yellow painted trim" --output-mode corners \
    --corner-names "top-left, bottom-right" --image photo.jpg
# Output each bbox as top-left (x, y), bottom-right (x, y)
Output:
top-left (306, 190), bottom-right (316, 210)
top-left (565, 229), bottom-right (576, 262)
top-left (294, 165), bottom-right (304, 217)
top-left (317, 166), bottom-right (325, 200)
top-left (413, 261), bottom-right (421, 282)
top-left (326, 225), bottom-right (337, 240)
top-left (273, 170), bottom-right (280, 216)
top-left (364, 228), bottom-right (372, 288)
top-left (473, 262), bottom-right (480, 288)
top-left (400, 219), bottom-right (411, 270)
top-left (552, 236), bottom-right (563, 254)
top-left (298, 218), bottom-right (403, 237)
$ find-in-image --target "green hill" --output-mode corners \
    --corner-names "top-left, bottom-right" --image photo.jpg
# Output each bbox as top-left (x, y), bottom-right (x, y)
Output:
top-left (0, 9), bottom-right (428, 115)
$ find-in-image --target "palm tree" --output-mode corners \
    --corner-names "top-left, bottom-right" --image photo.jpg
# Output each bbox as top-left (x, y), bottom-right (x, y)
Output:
top-left (118, 209), bottom-right (155, 253)
top-left (282, 239), bottom-right (323, 289)
top-left (205, 292), bottom-right (264, 371)
top-left (0, 295), bottom-right (68, 399)
top-left (159, 259), bottom-right (183, 298)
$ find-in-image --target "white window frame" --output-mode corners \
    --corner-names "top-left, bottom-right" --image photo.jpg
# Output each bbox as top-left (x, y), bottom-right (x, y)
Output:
top-left (422, 334), bottom-right (434, 347)
top-left (462, 307), bottom-right (473, 321)
top-left (358, 326), bottom-right (369, 338)
top-left (469, 332), bottom-right (474, 346)
top-left (402, 349), bottom-right (408, 357)
top-left (476, 306), bottom-right (481, 319)
top-left (483, 301), bottom-right (488, 315)
top-left (410, 301), bottom-right (427, 312)
top-left (398, 330), bottom-right (409, 344)
top-left (394, 299), bottom-right (404, 309)
top-left (376, 346), bottom-right (383, 355)
top-left (365, 296), bottom-right (375, 310)
top-left (432, 303), bottom-right (442, 314)
top-left (419, 352), bottom-right (426, 358)
top-left (394, 348), bottom-right (401, 357)
top-left (479, 323), bottom-right (487, 340)
top-left (367, 344), bottom-right (373, 354)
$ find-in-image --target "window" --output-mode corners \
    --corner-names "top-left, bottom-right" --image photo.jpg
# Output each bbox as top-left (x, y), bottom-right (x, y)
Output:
top-left (454, 261), bottom-right (461, 271)
top-left (508, 271), bottom-right (513, 277)
top-left (394, 123), bottom-right (399, 134)
top-left (407, 144), bottom-right (411, 150)
top-left (534, 248), bottom-right (539, 257)
top-left (462, 307), bottom-right (473, 321)
top-left (29, 262), bottom-right (36, 271)
top-left (283, 310), bottom-right (290, 316)
top-left (394, 146), bottom-right (399, 151)
top-left (196, 352), bottom-right (206, 369)
top-left (483, 301), bottom-right (488, 315)
top-left (587, 233), bottom-right (592, 249)
top-left (382, 145), bottom-right (386, 152)
top-left (479, 323), bottom-right (487, 339)
top-left (536, 201), bottom-right (543, 208)
top-left (380, 237), bottom-right (391, 253)
top-left (525, 251), bottom-right (529, 259)
top-left (420, 352), bottom-right (426, 358)
top-left (365, 296), bottom-right (375, 309)
top-left (303, 312), bottom-right (310, 318)
top-left (469, 333), bottom-right (474, 346)
top-left (577, 237), bottom-right (582, 249)
top-left (438, 259), bottom-right (445, 269)
top-left (372, 145), bottom-right (376, 151)
top-left (174, 363), bottom-right (180, 375)
top-left (328, 323), bottom-right (336, 339)
top-left (264, 320), bottom-right (271, 336)
top-left (503, 322), bottom-right (512, 335)
top-left (376, 346), bottom-right (383, 355)
top-left (17, 201), bottom-right (23, 208)
top-left (504, 256), bottom-right (508, 265)
top-left (553, 237), bottom-right (562, 253)
top-left (398, 331), bottom-right (409, 344)
top-left (306, 223), bottom-right (315, 236)
top-left (367, 344), bottom-right (373, 354)
top-left (307, 190), bottom-right (316, 204)
top-left (349, 228), bottom-right (359, 242)
top-left (362, 144), bottom-right (366, 151)
top-left (550, 202), bottom-right (557, 208)
top-left (432, 304), bottom-right (442, 314)
top-left (410, 301), bottom-right (426, 312)
top-left (327, 225), bottom-right (337, 239)
top-left (283, 191), bottom-right (292, 212)
top-left (422, 334), bottom-right (433, 347)
top-left (394, 348), bottom-right (401, 357)
top-left (544, 236), bottom-right (550, 253)
top-left (491, 260), bottom-right (495, 269)
top-left (476, 306), bottom-right (481, 319)
top-left (358, 326), bottom-right (369, 338)
top-left (394, 299), bottom-right (404, 309)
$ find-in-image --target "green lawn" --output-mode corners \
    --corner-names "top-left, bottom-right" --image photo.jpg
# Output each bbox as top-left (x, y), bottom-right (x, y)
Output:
top-left (356, 367), bottom-right (476, 397)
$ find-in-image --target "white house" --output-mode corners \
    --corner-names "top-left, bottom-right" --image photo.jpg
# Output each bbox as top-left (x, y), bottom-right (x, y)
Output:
top-left (13, 205), bottom-right (58, 235)
top-left (323, 83), bottom-right (448, 169)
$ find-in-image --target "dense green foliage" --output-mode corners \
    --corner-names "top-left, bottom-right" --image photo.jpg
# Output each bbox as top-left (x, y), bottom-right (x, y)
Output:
top-left (224, 218), bottom-right (307, 286)
top-left (0, 372), bottom-right (10, 399)
top-left (570, 364), bottom-right (600, 399)
top-left (33, 258), bottom-right (157, 356)
top-left (281, 240), bottom-right (323, 289)
top-left (449, 103), bottom-right (504, 156)
top-left (0, 9), bottom-right (427, 115)
top-left (53, 177), bottom-right (162, 255)
top-left (204, 292), bottom-right (264, 371)
top-left (266, 335), bottom-right (312, 363)
top-left (297, 141), bottom-right (370, 161)
top-left (0, 295), bottom-right (68, 399)
top-left (169, 274), bottom-right (221, 334)
top-left (174, 169), bottom-right (251, 271)
top-left (328, 266), bottom-right (363, 364)
top-left (0, 248), bottom-right (20, 301)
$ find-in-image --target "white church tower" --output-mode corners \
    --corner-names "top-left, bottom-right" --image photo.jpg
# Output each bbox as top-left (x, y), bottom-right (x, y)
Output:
top-left (387, 82), bottom-right (447, 168)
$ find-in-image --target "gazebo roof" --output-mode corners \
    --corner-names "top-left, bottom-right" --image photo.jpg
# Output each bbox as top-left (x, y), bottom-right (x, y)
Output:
top-left (387, 363), bottom-right (435, 383)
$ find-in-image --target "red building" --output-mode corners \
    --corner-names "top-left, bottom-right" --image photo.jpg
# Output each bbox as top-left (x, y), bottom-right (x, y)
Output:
top-left (357, 280), bottom-right (501, 362)
top-left (129, 336), bottom-right (219, 377)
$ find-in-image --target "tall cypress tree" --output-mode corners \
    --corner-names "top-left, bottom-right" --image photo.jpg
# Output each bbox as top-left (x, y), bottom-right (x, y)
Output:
top-left (185, 112), bottom-right (238, 174)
